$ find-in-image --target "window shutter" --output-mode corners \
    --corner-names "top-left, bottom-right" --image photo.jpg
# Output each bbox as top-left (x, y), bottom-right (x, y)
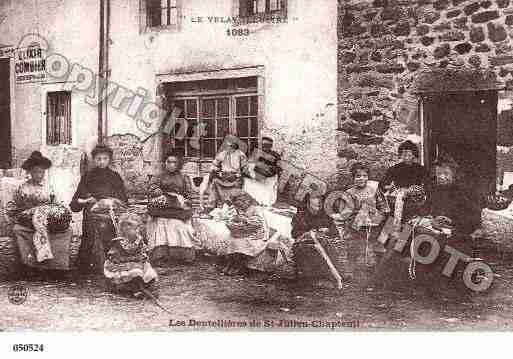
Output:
top-left (238, 0), bottom-right (247, 17)
top-left (257, 0), bottom-right (266, 13)
top-left (46, 93), bottom-right (54, 145)
top-left (139, 0), bottom-right (147, 33)
top-left (63, 92), bottom-right (71, 144)
top-left (46, 91), bottom-right (71, 145)
top-left (232, 0), bottom-right (240, 17)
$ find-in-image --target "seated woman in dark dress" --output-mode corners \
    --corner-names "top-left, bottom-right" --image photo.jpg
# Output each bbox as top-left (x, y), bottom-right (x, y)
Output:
top-left (70, 144), bottom-right (128, 273)
top-left (291, 193), bottom-right (349, 286)
top-left (379, 140), bottom-right (430, 226)
top-left (428, 160), bottom-right (481, 238)
top-left (395, 159), bottom-right (482, 286)
top-left (146, 151), bottom-right (197, 266)
top-left (291, 193), bottom-right (338, 240)
top-left (379, 140), bottom-right (429, 191)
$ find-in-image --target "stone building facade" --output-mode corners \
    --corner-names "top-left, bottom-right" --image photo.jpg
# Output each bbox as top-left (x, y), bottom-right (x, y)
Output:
top-left (0, 0), bottom-right (338, 187)
top-left (337, 0), bottom-right (513, 192)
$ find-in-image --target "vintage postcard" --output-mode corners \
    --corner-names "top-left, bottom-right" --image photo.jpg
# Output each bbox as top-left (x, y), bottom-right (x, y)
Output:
top-left (0, 0), bottom-right (512, 346)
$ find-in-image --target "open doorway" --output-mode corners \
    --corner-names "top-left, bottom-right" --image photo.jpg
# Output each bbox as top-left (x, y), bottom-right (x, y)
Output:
top-left (422, 91), bottom-right (498, 199)
top-left (0, 57), bottom-right (12, 168)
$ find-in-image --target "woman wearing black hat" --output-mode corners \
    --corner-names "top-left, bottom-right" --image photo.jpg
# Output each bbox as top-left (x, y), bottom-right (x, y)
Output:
top-left (7, 152), bottom-right (53, 224)
top-left (70, 144), bottom-right (128, 273)
top-left (7, 151), bottom-right (72, 268)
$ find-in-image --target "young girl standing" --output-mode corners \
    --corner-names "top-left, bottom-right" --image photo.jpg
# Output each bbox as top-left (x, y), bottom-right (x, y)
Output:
top-left (336, 162), bottom-right (390, 280)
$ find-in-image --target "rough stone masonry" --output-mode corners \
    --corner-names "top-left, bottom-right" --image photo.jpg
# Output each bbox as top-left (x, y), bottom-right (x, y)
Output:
top-left (337, 0), bottom-right (513, 186)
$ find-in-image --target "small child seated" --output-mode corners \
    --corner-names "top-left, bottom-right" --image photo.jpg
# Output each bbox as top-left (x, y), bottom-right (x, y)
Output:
top-left (104, 213), bottom-right (158, 298)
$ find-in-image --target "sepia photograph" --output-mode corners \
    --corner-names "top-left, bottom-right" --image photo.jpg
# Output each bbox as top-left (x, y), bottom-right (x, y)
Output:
top-left (0, 0), bottom-right (513, 345)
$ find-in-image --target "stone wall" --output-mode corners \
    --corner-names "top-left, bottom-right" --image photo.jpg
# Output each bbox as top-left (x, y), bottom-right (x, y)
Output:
top-left (338, 0), bottom-right (513, 184)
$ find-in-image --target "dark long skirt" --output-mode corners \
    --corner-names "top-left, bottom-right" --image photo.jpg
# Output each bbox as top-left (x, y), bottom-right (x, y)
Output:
top-left (77, 211), bottom-right (116, 274)
top-left (373, 223), bottom-right (475, 294)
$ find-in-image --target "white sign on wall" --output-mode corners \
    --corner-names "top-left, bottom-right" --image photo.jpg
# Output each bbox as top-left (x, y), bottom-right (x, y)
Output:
top-left (15, 44), bottom-right (46, 83)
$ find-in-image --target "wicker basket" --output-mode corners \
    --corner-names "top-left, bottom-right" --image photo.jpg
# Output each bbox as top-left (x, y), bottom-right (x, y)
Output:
top-left (481, 208), bottom-right (513, 252)
top-left (226, 217), bottom-right (262, 238)
top-left (485, 194), bottom-right (511, 211)
top-left (44, 204), bottom-right (73, 234)
top-left (147, 195), bottom-right (193, 221)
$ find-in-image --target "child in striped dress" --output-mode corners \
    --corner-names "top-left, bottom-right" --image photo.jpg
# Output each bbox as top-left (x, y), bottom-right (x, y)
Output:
top-left (104, 213), bottom-right (158, 298)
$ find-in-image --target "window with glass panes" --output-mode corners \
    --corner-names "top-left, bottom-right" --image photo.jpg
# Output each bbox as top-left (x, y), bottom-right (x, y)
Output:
top-left (170, 94), bottom-right (259, 159)
top-left (146, 0), bottom-right (179, 28)
top-left (239, 0), bottom-right (286, 17)
top-left (46, 91), bottom-right (71, 145)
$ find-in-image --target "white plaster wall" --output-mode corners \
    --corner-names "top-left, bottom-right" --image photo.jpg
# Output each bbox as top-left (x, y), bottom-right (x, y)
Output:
top-left (0, 0), bottom-right (338, 178)
top-left (106, 0), bottom-right (338, 177)
top-left (0, 0), bottom-right (100, 165)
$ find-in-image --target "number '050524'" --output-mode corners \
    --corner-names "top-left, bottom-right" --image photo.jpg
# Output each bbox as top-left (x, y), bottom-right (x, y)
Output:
top-left (12, 344), bottom-right (44, 352)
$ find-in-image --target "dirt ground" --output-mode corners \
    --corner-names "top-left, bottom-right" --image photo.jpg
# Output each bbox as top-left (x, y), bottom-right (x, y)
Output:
top-left (1, 244), bottom-right (513, 331)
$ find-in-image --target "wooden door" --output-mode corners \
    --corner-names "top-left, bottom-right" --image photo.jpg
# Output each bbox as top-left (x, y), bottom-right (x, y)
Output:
top-left (422, 91), bottom-right (498, 198)
top-left (0, 58), bottom-right (11, 168)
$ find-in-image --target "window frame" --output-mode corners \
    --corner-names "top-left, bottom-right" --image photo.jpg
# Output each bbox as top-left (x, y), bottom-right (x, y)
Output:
top-left (169, 89), bottom-right (260, 161)
top-left (140, 0), bottom-right (182, 34)
top-left (45, 90), bottom-right (72, 146)
top-left (200, 95), bottom-right (233, 159)
top-left (232, 93), bottom-right (259, 155)
top-left (234, 0), bottom-right (288, 23)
